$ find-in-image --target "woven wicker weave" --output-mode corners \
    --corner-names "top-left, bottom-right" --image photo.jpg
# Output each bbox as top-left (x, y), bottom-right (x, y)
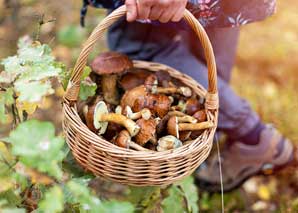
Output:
top-left (62, 5), bottom-right (219, 186)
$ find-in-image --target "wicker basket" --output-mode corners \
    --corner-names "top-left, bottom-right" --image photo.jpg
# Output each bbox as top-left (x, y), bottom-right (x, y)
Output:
top-left (63, 5), bottom-right (219, 186)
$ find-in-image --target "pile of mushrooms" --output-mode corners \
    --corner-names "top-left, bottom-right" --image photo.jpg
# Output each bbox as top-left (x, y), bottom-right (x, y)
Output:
top-left (80, 51), bottom-right (214, 152)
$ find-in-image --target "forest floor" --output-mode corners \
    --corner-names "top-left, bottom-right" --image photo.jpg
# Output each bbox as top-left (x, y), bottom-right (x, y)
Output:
top-left (0, 0), bottom-right (298, 212)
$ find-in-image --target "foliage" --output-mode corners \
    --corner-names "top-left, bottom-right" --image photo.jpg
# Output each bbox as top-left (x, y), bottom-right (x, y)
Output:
top-left (0, 37), bottom-right (199, 212)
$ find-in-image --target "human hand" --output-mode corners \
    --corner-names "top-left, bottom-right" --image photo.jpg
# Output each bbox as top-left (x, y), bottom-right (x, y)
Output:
top-left (125, 0), bottom-right (188, 23)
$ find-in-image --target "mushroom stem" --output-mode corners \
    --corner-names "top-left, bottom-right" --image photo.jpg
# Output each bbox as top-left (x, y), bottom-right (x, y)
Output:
top-left (102, 74), bottom-right (119, 105)
top-left (168, 111), bottom-right (197, 123)
top-left (170, 100), bottom-right (186, 112)
top-left (178, 121), bottom-right (214, 131)
top-left (97, 113), bottom-right (140, 136)
top-left (177, 116), bottom-right (197, 124)
top-left (115, 130), bottom-right (150, 151)
top-left (152, 86), bottom-right (192, 97)
top-left (125, 106), bottom-right (151, 120)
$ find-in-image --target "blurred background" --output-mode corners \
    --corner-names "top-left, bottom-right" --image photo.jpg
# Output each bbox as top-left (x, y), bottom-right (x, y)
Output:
top-left (0, 0), bottom-right (297, 211)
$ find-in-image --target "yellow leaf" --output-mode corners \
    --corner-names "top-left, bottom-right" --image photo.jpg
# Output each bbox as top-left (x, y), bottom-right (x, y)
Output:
top-left (16, 99), bottom-right (38, 115)
top-left (257, 185), bottom-right (271, 200)
top-left (0, 141), bottom-right (14, 163)
top-left (0, 178), bottom-right (14, 192)
top-left (14, 163), bottom-right (55, 185)
top-left (55, 85), bottom-right (65, 97)
top-left (39, 97), bottom-right (53, 110)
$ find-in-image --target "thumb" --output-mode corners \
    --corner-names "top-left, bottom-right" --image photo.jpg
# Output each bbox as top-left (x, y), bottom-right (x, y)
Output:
top-left (125, 0), bottom-right (138, 22)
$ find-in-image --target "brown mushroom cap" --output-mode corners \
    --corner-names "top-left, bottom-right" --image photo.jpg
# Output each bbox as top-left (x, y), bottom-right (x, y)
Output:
top-left (119, 70), bottom-right (151, 90)
top-left (91, 51), bottom-right (133, 75)
top-left (133, 94), bottom-right (172, 118)
top-left (134, 118), bottom-right (157, 146)
top-left (185, 98), bottom-right (203, 115)
top-left (192, 110), bottom-right (207, 122)
top-left (121, 85), bottom-right (147, 108)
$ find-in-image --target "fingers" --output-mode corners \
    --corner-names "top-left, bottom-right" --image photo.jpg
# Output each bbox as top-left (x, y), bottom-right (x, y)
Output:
top-left (171, 6), bottom-right (185, 22)
top-left (148, 5), bottom-right (163, 21)
top-left (137, 0), bottom-right (152, 20)
top-left (126, 0), bottom-right (138, 22)
top-left (126, 0), bottom-right (187, 23)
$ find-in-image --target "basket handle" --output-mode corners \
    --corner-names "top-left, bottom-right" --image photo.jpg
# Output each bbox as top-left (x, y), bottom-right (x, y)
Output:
top-left (64, 5), bottom-right (218, 110)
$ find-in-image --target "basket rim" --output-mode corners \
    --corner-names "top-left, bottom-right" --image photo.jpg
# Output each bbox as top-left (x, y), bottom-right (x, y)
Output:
top-left (63, 60), bottom-right (218, 159)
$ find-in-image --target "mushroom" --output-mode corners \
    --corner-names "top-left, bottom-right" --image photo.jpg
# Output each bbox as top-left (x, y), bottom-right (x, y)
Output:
top-left (185, 98), bottom-right (203, 115)
top-left (170, 100), bottom-right (186, 112)
top-left (151, 86), bottom-right (192, 97)
top-left (144, 74), bottom-right (158, 92)
top-left (134, 118), bottom-right (157, 146)
top-left (156, 111), bottom-right (196, 135)
top-left (120, 85), bottom-right (147, 108)
top-left (167, 116), bottom-right (213, 138)
top-left (190, 110), bottom-right (208, 139)
top-left (91, 52), bottom-right (133, 105)
top-left (156, 71), bottom-right (172, 87)
top-left (132, 94), bottom-right (172, 118)
top-left (125, 106), bottom-right (151, 120)
top-left (93, 101), bottom-right (140, 136)
top-left (192, 110), bottom-right (207, 122)
top-left (157, 135), bottom-right (183, 151)
top-left (115, 105), bottom-right (122, 114)
top-left (119, 69), bottom-right (151, 90)
top-left (114, 130), bottom-right (150, 151)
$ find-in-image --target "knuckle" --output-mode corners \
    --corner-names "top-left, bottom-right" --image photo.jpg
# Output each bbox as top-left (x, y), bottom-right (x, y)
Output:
top-left (159, 0), bottom-right (170, 6)
top-left (142, 0), bottom-right (153, 6)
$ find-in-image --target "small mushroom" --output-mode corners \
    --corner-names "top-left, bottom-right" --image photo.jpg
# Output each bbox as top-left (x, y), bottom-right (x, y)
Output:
top-left (152, 86), bottom-right (192, 97)
top-left (167, 116), bottom-right (213, 138)
top-left (93, 101), bottom-right (140, 136)
top-left (156, 71), bottom-right (172, 87)
top-left (114, 130), bottom-right (150, 151)
top-left (192, 110), bottom-right (207, 122)
top-left (120, 85), bottom-right (147, 108)
top-left (91, 52), bottom-right (133, 105)
top-left (170, 100), bottom-right (186, 112)
top-left (134, 118), bottom-right (157, 146)
top-left (125, 106), bottom-right (151, 120)
top-left (133, 94), bottom-right (172, 118)
top-left (115, 105), bottom-right (122, 114)
top-left (185, 98), bottom-right (203, 115)
top-left (157, 135), bottom-right (183, 151)
top-left (190, 110), bottom-right (208, 139)
top-left (144, 74), bottom-right (158, 92)
top-left (119, 69), bottom-right (151, 90)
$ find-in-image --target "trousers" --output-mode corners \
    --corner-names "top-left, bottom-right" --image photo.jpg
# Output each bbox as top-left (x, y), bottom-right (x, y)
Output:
top-left (107, 18), bottom-right (260, 138)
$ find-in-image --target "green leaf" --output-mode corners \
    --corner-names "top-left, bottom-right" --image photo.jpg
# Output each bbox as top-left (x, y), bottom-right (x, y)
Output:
top-left (100, 200), bottom-right (134, 213)
top-left (15, 81), bottom-right (54, 103)
top-left (162, 186), bottom-right (185, 213)
top-left (57, 25), bottom-right (86, 48)
top-left (127, 186), bottom-right (161, 212)
top-left (1, 208), bottom-right (26, 213)
top-left (0, 141), bottom-right (15, 178)
top-left (6, 120), bottom-right (65, 179)
top-left (66, 180), bottom-right (134, 213)
top-left (78, 66), bottom-right (97, 101)
top-left (80, 66), bottom-right (92, 80)
top-left (66, 180), bottom-right (102, 213)
top-left (175, 176), bottom-right (199, 213)
top-left (0, 37), bottom-right (63, 104)
top-left (0, 88), bottom-right (14, 124)
top-left (79, 81), bottom-right (96, 101)
top-left (38, 186), bottom-right (64, 213)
